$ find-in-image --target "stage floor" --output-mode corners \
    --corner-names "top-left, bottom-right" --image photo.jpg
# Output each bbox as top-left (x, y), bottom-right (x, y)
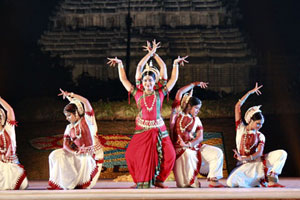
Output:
top-left (1, 178), bottom-right (300, 200)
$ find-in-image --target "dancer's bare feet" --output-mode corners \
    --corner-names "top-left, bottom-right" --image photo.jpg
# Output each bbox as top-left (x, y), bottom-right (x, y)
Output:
top-left (208, 182), bottom-right (225, 188)
top-left (268, 182), bottom-right (285, 187)
top-left (154, 181), bottom-right (168, 188)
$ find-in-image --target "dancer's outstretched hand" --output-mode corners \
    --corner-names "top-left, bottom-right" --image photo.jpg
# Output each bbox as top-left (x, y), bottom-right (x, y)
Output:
top-left (194, 81), bottom-right (209, 89)
top-left (107, 57), bottom-right (122, 67)
top-left (142, 41), bottom-right (152, 52)
top-left (249, 82), bottom-right (263, 96)
top-left (151, 39), bottom-right (161, 53)
top-left (174, 56), bottom-right (189, 66)
top-left (58, 88), bottom-right (69, 99)
top-left (143, 39), bottom-right (161, 56)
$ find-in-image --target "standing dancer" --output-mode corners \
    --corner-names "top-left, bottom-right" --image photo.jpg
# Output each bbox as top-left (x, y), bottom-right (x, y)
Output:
top-left (0, 97), bottom-right (28, 190)
top-left (48, 89), bottom-right (104, 190)
top-left (107, 40), bottom-right (188, 188)
top-left (170, 82), bottom-right (225, 188)
top-left (227, 83), bottom-right (287, 187)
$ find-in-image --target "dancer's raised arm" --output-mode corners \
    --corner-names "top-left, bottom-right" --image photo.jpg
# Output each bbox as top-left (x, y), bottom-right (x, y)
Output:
top-left (136, 40), bottom-right (162, 80)
top-left (58, 89), bottom-right (93, 113)
top-left (166, 56), bottom-right (188, 91)
top-left (174, 81), bottom-right (208, 102)
top-left (235, 82), bottom-right (263, 123)
top-left (107, 57), bottom-right (133, 92)
top-left (0, 97), bottom-right (15, 122)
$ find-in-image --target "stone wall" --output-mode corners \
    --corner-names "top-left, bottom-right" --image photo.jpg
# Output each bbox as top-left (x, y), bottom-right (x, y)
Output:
top-left (39, 0), bottom-right (257, 93)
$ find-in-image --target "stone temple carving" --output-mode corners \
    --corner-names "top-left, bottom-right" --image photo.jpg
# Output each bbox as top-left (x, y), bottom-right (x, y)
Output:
top-left (39, 0), bottom-right (257, 93)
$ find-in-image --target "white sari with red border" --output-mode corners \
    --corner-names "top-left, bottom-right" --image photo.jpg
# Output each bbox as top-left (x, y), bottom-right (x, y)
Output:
top-left (48, 111), bottom-right (104, 190)
top-left (227, 121), bottom-right (287, 187)
top-left (0, 120), bottom-right (28, 190)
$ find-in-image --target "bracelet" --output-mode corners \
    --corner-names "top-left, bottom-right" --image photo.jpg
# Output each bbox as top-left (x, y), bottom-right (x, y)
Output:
top-left (173, 63), bottom-right (179, 68)
top-left (70, 92), bottom-right (74, 98)
top-left (250, 155), bottom-right (253, 161)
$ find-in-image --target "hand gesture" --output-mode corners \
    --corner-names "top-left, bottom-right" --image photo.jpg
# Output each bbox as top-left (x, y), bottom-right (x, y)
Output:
top-left (58, 88), bottom-right (69, 99)
top-left (249, 82), bottom-right (263, 96)
top-left (177, 135), bottom-right (188, 148)
top-left (77, 144), bottom-right (87, 155)
top-left (174, 56), bottom-right (189, 66)
top-left (233, 149), bottom-right (245, 162)
top-left (107, 57), bottom-right (122, 67)
top-left (143, 39), bottom-right (161, 55)
top-left (142, 41), bottom-right (152, 52)
top-left (151, 39), bottom-right (161, 54)
top-left (194, 81), bottom-right (209, 89)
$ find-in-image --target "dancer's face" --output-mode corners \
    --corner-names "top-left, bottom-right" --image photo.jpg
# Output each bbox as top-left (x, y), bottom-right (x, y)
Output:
top-left (64, 111), bottom-right (79, 124)
top-left (142, 75), bottom-right (155, 92)
top-left (249, 119), bottom-right (264, 131)
top-left (189, 104), bottom-right (201, 117)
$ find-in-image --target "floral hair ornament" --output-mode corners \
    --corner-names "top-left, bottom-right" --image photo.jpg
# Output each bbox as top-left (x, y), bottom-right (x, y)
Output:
top-left (141, 60), bottom-right (160, 83)
top-left (66, 96), bottom-right (85, 116)
top-left (0, 108), bottom-right (5, 126)
top-left (244, 105), bottom-right (262, 124)
top-left (181, 89), bottom-right (193, 110)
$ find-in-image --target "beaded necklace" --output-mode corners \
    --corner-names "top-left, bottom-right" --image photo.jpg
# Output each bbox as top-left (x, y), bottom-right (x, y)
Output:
top-left (179, 113), bottom-right (194, 133)
top-left (143, 91), bottom-right (156, 112)
top-left (70, 120), bottom-right (82, 141)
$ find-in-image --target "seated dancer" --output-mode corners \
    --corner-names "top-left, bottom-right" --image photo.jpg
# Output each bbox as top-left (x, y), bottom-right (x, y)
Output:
top-left (170, 82), bottom-right (225, 188)
top-left (227, 83), bottom-right (287, 188)
top-left (107, 40), bottom-right (188, 188)
top-left (48, 89), bottom-right (104, 190)
top-left (0, 97), bottom-right (28, 190)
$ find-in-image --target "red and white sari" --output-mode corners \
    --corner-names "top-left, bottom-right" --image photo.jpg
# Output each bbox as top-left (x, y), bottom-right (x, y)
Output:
top-left (171, 100), bottom-right (223, 188)
top-left (227, 120), bottom-right (287, 187)
top-left (48, 111), bottom-right (104, 190)
top-left (0, 120), bottom-right (28, 190)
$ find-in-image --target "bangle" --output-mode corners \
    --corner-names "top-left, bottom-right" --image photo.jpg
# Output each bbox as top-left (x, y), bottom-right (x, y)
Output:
top-left (250, 155), bottom-right (253, 161)
top-left (70, 92), bottom-right (74, 98)
top-left (173, 63), bottom-right (179, 68)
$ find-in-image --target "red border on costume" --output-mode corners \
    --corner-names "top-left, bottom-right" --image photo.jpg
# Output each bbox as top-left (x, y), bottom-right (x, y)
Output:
top-left (48, 180), bottom-right (63, 190)
top-left (14, 165), bottom-right (27, 190)
top-left (86, 110), bottom-right (94, 117)
top-left (7, 120), bottom-right (18, 127)
top-left (189, 149), bottom-right (202, 186)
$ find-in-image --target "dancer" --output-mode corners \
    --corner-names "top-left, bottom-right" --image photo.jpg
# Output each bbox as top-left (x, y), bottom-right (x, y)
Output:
top-left (0, 97), bottom-right (28, 190)
top-left (227, 83), bottom-right (287, 187)
top-left (48, 89), bottom-right (104, 190)
top-left (170, 82), bottom-right (225, 188)
top-left (107, 40), bottom-right (188, 188)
